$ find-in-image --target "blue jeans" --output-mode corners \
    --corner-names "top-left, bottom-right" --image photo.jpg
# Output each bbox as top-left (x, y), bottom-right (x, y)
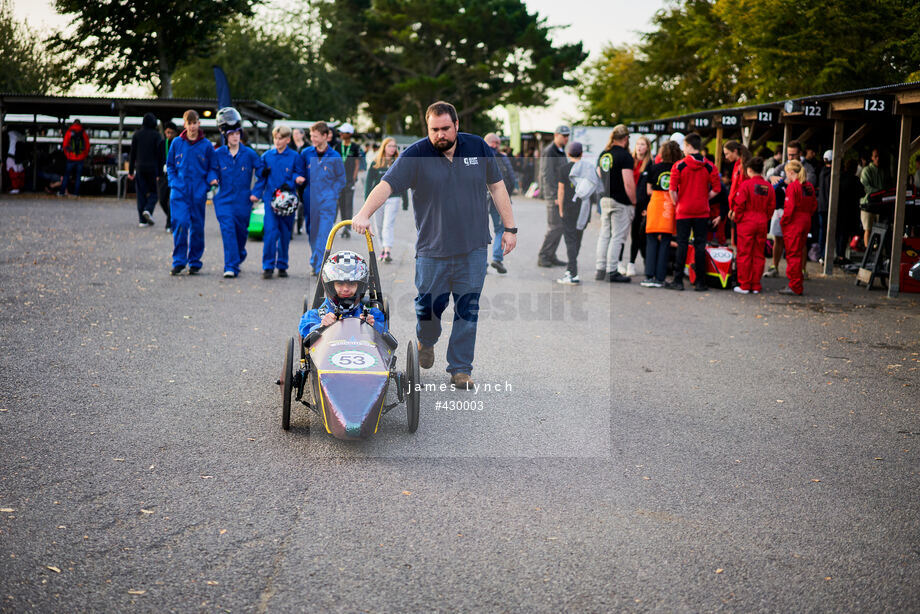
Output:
top-left (415, 247), bottom-right (488, 375)
top-left (60, 160), bottom-right (83, 195)
top-left (645, 233), bottom-right (671, 282)
top-left (488, 201), bottom-right (504, 262)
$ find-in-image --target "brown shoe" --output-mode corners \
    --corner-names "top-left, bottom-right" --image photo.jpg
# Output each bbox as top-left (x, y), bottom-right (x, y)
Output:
top-left (417, 342), bottom-right (434, 369)
top-left (450, 372), bottom-right (473, 390)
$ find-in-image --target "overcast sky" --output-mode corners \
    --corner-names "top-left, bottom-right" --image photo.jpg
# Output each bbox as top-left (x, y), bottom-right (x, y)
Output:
top-left (12, 0), bottom-right (667, 130)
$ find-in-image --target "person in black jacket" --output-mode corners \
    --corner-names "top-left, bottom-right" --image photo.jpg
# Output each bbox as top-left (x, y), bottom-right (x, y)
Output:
top-left (128, 113), bottom-right (165, 227)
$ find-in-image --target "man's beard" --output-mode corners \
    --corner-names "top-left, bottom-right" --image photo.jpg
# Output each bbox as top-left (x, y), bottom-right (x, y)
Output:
top-left (432, 136), bottom-right (455, 152)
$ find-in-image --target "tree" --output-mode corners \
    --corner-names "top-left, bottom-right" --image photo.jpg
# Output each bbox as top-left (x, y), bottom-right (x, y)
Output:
top-left (0, 1), bottom-right (65, 94)
top-left (580, 0), bottom-right (920, 123)
top-left (172, 14), bottom-right (360, 120)
top-left (578, 46), bottom-right (666, 125)
top-left (319, 0), bottom-right (586, 134)
top-left (48, 0), bottom-right (261, 97)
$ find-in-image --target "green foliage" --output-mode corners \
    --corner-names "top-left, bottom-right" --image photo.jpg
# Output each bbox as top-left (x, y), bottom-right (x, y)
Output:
top-left (172, 12), bottom-right (360, 120)
top-left (319, 0), bottom-right (586, 134)
top-left (48, 0), bottom-right (260, 97)
top-left (0, 1), bottom-right (65, 94)
top-left (582, 0), bottom-right (920, 123)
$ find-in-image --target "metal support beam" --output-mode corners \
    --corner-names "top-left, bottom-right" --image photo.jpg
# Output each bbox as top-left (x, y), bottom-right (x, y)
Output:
top-left (888, 114), bottom-right (911, 297)
top-left (116, 109), bottom-right (125, 174)
top-left (31, 114), bottom-right (38, 189)
top-left (822, 120), bottom-right (845, 275)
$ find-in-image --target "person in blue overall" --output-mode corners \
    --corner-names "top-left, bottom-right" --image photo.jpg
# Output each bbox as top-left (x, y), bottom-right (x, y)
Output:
top-left (208, 107), bottom-right (263, 278)
top-left (166, 110), bottom-right (216, 275)
top-left (252, 124), bottom-right (306, 279)
top-left (301, 121), bottom-right (346, 276)
top-left (299, 251), bottom-right (386, 338)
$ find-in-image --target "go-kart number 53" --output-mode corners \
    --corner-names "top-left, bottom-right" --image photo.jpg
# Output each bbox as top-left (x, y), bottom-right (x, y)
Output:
top-left (330, 350), bottom-right (377, 370)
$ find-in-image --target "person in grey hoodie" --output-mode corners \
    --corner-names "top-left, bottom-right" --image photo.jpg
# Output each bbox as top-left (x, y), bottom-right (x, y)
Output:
top-left (128, 113), bottom-right (165, 227)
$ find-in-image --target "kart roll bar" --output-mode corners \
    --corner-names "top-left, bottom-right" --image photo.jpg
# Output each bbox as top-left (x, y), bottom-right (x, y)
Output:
top-left (311, 219), bottom-right (385, 312)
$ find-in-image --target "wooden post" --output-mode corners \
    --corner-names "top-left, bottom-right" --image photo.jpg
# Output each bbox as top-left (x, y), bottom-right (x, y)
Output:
top-left (32, 114), bottom-right (38, 189)
top-left (781, 123), bottom-right (791, 163)
top-left (822, 120), bottom-right (845, 275)
top-left (888, 114), bottom-right (911, 297)
top-left (715, 126), bottom-right (724, 170)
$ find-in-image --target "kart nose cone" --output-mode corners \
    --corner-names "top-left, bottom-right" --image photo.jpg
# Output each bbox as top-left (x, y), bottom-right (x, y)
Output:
top-left (319, 373), bottom-right (388, 440)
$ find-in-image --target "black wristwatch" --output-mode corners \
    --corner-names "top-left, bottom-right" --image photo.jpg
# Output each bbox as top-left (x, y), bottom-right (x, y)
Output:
top-left (504, 227), bottom-right (518, 234)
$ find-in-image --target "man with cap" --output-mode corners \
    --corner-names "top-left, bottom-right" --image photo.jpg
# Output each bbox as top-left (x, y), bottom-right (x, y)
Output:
top-left (335, 122), bottom-right (361, 238)
top-left (596, 124), bottom-right (636, 282)
top-left (537, 125), bottom-right (571, 267)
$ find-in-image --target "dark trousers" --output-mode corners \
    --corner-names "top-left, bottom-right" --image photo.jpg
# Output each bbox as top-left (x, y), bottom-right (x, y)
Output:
top-left (561, 201), bottom-right (584, 276)
top-left (135, 169), bottom-right (158, 222)
top-left (295, 183), bottom-right (306, 233)
top-left (674, 217), bottom-right (709, 284)
top-left (156, 175), bottom-right (171, 225)
top-left (629, 208), bottom-right (647, 263)
top-left (337, 183), bottom-right (355, 223)
top-left (645, 233), bottom-right (671, 282)
top-left (60, 160), bottom-right (83, 195)
top-left (538, 202), bottom-right (564, 261)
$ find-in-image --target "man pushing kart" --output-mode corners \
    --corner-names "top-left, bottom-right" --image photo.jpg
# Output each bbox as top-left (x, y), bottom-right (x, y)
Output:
top-left (351, 101), bottom-right (516, 390)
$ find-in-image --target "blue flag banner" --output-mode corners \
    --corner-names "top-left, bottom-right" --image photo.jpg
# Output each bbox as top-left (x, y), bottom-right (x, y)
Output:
top-left (213, 65), bottom-right (232, 109)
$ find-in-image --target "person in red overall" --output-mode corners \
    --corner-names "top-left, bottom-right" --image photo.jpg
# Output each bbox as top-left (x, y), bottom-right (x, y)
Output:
top-left (723, 140), bottom-right (750, 246)
top-left (731, 157), bottom-right (774, 294)
top-left (779, 160), bottom-right (817, 295)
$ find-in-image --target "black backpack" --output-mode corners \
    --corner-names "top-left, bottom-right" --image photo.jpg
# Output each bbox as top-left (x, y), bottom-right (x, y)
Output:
top-left (67, 129), bottom-right (85, 156)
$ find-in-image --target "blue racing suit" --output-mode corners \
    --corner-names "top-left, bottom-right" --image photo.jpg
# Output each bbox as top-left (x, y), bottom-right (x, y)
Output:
top-left (301, 146), bottom-right (346, 273)
top-left (208, 144), bottom-right (262, 275)
top-left (299, 297), bottom-right (387, 338)
top-left (166, 131), bottom-right (215, 269)
top-left (252, 147), bottom-right (306, 272)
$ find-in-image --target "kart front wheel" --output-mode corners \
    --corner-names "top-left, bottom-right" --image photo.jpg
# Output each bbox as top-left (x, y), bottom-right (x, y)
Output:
top-left (405, 342), bottom-right (420, 433)
top-left (281, 336), bottom-right (294, 431)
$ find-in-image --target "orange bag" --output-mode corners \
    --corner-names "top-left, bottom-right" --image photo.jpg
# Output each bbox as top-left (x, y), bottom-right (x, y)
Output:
top-left (646, 189), bottom-right (676, 235)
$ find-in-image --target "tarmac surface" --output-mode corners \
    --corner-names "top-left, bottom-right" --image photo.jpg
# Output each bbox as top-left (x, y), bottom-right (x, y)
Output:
top-left (1, 192), bottom-right (919, 612)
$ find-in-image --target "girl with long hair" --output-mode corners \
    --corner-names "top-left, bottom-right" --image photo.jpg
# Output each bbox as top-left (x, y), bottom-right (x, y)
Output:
top-left (778, 160), bottom-right (816, 295)
top-left (364, 137), bottom-right (408, 262)
top-left (625, 135), bottom-right (652, 275)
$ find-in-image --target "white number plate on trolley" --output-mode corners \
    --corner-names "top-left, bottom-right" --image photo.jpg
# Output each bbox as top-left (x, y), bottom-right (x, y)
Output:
top-left (330, 350), bottom-right (378, 370)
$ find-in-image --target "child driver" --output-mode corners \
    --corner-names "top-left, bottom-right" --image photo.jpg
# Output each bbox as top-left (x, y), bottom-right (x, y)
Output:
top-left (299, 250), bottom-right (387, 338)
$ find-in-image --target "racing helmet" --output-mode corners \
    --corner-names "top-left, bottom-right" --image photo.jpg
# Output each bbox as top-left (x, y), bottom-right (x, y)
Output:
top-left (216, 106), bottom-right (242, 134)
top-left (321, 250), bottom-right (369, 310)
top-left (270, 184), bottom-right (299, 216)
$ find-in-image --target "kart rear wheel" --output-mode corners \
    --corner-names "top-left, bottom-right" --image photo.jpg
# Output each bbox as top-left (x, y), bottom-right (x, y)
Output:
top-left (405, 342), bottom-right (420, 433)
top-left (281, 336), bottom-right (294, 431)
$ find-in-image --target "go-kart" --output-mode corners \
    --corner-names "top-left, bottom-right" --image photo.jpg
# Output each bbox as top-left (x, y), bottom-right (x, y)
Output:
top-left (278, 220), bottom-right (419, 439)
top-left (686, 243), bottom-right (736, 289)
